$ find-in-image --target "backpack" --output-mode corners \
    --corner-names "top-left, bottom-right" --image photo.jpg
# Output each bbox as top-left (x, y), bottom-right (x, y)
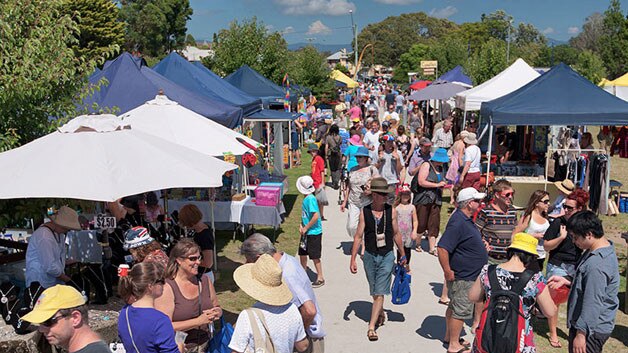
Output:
top-left (475, 265), bottom-right (533, 353)
top-left (391, 264), bottom-right (411, 305)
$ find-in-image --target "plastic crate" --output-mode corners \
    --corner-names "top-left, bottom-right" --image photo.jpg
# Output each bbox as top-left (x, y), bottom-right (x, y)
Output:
top-left (254, 186), bottom-right (281, 206)
top-left (259, 182), bottom-right (285, 198)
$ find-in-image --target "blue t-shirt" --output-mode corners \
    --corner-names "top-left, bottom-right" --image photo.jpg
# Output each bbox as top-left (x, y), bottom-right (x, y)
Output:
top-left (344, 144), bottom-right (359, 171)
top-left (118, 306), bottom-right (179, 353)
top-left (301, 194), bottom-right (322, 235)
top-left (437, 210), bottom-right (488, 281)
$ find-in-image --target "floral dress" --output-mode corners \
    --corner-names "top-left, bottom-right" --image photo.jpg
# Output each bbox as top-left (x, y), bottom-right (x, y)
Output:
top-left (395, 204), bottom-right (415, 248)
top-left (473, 264), bottom-right (547, 353)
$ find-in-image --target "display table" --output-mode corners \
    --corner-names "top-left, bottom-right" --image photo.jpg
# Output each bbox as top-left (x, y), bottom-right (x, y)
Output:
top-left (168, 196), bottom-right (285, 229)
top-left (66, 230), bottom-right (102, 264)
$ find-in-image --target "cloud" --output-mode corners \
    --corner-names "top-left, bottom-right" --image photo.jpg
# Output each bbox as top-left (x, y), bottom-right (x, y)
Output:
top-left (374, 0), bottom-right (422, 4)
top-left (265, 24), bottom-right (275, 32)
top-left (428, 6), bottom-right (458, 19)
top-left (306, 20), bottom-right (332, 35)
top-left (282, 26), bottom-right (295, 34)
top-left (567, 26), bottom-right (580, 34)
top-left (542, 27), bottom-right (555, 35)
top-left (274, 0), bottom-right (356, 16)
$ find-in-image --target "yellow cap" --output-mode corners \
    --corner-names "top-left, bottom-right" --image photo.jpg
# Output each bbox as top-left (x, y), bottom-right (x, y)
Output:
top-left (508, 233), bottom-right (539, 256)
top-left (21, 285), bottom-right (86, 324)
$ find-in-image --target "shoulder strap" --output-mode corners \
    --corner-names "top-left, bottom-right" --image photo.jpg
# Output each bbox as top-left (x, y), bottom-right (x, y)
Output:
top-left (247, 308), bottom-right (276, 353)
top-left (511, 270), bottom-right (534, 295)
top-left (487, 264), bottom-right (500, 293)
top-left (125, 307), bottom-right (140, 353)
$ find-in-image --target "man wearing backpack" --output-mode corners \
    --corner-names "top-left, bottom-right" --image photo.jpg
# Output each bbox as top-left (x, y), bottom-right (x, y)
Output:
top-left (437, 188), bottom-right (488, 353)
top-left (548, 211), bottom-right (619, 353)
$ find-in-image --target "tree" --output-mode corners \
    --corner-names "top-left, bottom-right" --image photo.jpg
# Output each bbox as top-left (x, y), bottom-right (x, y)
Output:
top-left (120, 0), bottom-right (193, 57)
top-left (570, 13), bottom-right (605, 53)
top-left (287, 46), bottom-right (334, 97)
top-left (393, 44), bottom-right (429, 82)
top-left (599, 0), bottom-right (628, 78)
top-left (534, 44), bottom-right (580, 67)
top-left (334, 63), bottom-right (349, 75)
top-left (60, 0), bottom-right (126, 64)
top-left (480, 10), bottom-right (514, 41)
top-left (185, 33), bottom-right (196, 46)
top-left (357, 12), bottom-right (458, 67)
top-left (0, 0), bottom-right (109, 146)
top-left (464, 38), bottom-right (507, 85)
top-left (426, 35), bottom-right (468, 74)
top-left (204, 17), bottom-right (289, 83)
top-left (515, 23), bottom-right (547, 47)
top-left (573, 50), bottom-right (607, 83)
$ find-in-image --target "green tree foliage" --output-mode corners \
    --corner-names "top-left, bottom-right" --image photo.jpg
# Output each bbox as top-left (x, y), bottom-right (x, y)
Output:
top-left (569, 13), bottom-right (604, 53)
top-left (120, 0), bottom-right (193, 57)
top-left (0, 0), bottom-right (109, 146)
top-left (60, 0), bottom-right (125, 64)
top-left (464, 38), bottom-right (507, 85)
top-left (535, 44), bottom-right (580, 67)
top-left (357, 12), bottom-right (458, 67)
top-left (204, 17), bottom-right (289, 83)
top-left (334, 63), bottom-right (350, 75)
top-left (185, 33), bottom-right (196, 46)
top-left (599, 0), bottom-right (628, 79)
top-left (480, 10), bottom-right (514, 41)
top-left (573, 50), bottom-right (607, 84)
top-left (393, 44), bottom-right (429, 82)
top-left (426, 35), bottom-right (469, 74)
top-left (286, 46), bottom-right (334, 97)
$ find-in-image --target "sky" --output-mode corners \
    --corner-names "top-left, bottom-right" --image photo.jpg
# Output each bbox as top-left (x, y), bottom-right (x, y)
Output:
top-left (188, 0), bottom-right (626, 45)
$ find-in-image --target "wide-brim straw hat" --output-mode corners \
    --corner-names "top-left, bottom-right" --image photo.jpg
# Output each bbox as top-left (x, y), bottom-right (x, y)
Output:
top-left (508, 233), bottom-right (539, 256)
top-left (554, 179), bottom-right (575, 195)
top-left (464, 133), bottom-right (478, 145)
top-left (233, 254), bottom-right (293, 306)
top-left (370, 177), bottom-right (395, 194)
top-left (296, 175), bottom-right (316, 195)
top-left (49, 206), bottom-right (81, 230)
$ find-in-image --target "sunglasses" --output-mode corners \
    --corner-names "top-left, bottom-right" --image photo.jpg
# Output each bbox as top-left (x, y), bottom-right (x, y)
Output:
top-left (501, 192), bottom-right (514, 198)
top-left (563, 205), bottom-right (575, 211)
top-left (540, 199), bottom-right (550, 204)
top-left (40, 314), bottom-right (67, 328)
top-left (185, 255), bottom-right (203, 262)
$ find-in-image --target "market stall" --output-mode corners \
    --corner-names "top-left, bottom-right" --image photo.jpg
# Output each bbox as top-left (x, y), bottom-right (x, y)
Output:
top-left (600, 73), bottom-right (628, 102)
top-left (481, 63), bottom-right (628, 213)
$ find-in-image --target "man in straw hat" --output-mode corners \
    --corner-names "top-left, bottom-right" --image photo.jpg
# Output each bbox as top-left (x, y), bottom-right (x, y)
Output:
top-left (240, 234), bottom-right (326, 353)
top-left (21, 285), bottom-right (109, 352)
top-left (350, 177), bottom-right (407, 341)
top-left (459, 132), bottom-right (481, 190)
top-left (230, 254), bottom-right (310, 353)
top-left (549, 178), bottom-right (575, 217)
top-left (548, 211), bottom-right (619, 353)
top-left (25, 206), bottom-right (81, 302)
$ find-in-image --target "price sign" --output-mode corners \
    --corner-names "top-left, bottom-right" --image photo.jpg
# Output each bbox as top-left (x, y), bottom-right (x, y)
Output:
top-left (94, 216), bottom-right (116, 229)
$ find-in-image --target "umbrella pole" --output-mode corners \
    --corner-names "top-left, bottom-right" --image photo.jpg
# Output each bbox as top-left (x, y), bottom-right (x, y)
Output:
top-left (209, 197), bottom-right (218, 273)
top-left (288, 122), bottom-right (292, 169)
top-left (486, 121), bottom-right (494, 189)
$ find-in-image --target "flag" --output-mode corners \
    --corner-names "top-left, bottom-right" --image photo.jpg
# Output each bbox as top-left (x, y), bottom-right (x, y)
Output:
top-left (283, 73), bottom-right (290, 112)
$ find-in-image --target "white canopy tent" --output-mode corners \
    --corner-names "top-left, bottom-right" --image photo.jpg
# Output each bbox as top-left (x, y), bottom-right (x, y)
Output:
top-left (455, 58), bottom-right (540, 118)
top-left (119, 95), bottom-right (260, 157)
top-left (0, 114), bottom-right (238, 202)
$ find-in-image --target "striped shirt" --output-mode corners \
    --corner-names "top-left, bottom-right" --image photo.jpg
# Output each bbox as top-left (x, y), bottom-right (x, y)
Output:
top-left (431, 128), bottom-right (453, 149)
top-left (474, 203), bottom-right (518, 260)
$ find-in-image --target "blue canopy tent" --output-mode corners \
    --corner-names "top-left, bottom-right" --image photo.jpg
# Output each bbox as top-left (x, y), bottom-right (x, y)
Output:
top-left (224, 65), bottom-right (286, 107)
top-left (434, 65), bottom-right (473, 87)
top-left (84, 52), bottom-right (243, 128)
top-left (480, 62), bottom-right (628, 192)
top-left (154, 53), bottom-right (262, 117)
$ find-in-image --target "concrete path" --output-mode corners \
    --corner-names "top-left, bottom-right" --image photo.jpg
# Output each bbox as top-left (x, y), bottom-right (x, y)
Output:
top-left (309, 187), bottom-right (472, 353)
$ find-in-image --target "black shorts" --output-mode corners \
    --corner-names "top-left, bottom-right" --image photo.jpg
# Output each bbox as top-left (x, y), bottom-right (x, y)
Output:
top-left (298, 233), bottom-right (322, 259)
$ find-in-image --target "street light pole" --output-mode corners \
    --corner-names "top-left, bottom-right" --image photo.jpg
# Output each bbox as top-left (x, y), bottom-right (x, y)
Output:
top-left (506, 19), bottom-right (513, 64)
top-left (350, 10), bottom-right (358, 77)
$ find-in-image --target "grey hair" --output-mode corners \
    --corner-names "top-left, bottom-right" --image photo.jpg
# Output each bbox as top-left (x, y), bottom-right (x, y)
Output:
top-left (458, 199), bottom-right (472, 210)
top-left (239, 233), bottom-right (276, 262)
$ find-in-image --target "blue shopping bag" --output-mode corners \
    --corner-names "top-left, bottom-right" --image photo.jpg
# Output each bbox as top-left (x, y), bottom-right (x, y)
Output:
top-left (208, 317), bottom-right (234, 353)
top-left (391, 264), bottom-right (411, 305)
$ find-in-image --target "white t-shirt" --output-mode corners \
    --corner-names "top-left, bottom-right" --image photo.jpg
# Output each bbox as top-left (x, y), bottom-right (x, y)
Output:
top-left (279, 253), bottom-right (325, 338)
top-left (229, 302), bottom-right (306, 353)
top-left (363, 130), bottom-right (381, 163)
top-left (463, 145), bottom-right (482, 173)
top-left (383, 111), bottom-right (399, 122)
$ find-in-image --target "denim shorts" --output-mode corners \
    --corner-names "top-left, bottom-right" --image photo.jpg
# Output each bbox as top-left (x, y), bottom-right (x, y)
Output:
top-left (546, 262), bottom-right (576, 278)
top-left (362, 250), bottom-right (395, 296)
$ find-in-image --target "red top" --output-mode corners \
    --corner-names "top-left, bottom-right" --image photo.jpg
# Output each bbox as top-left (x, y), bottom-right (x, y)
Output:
top-left (311, 155), bottom-right (325, 188)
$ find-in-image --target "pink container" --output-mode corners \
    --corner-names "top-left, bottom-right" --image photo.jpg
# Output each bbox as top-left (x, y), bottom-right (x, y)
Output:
top-left (254, 186), bottom-right (281, 206)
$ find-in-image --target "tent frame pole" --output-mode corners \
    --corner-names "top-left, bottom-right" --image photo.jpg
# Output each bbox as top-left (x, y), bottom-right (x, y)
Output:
top-left (485, 120), bottom-right (494, 189)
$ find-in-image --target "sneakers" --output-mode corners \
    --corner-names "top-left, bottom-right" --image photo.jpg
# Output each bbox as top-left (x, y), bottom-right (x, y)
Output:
top-left (312, 279), bottom-right (325, 288)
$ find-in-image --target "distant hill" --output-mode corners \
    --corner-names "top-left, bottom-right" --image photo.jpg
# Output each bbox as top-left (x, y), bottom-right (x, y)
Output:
top-left (547, 38), bottom-right (568, 46)
top-left (288, 42), bottom-right (351, 53)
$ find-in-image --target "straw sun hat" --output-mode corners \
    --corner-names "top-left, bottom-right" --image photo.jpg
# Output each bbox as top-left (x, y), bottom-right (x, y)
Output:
top-left (233, 254), bottom-right (293, 306)
top-left (49, 206), bottom-right (81, 230)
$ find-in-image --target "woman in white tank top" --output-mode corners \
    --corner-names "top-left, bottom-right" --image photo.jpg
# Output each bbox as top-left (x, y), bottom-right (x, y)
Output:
top-left (515, 190), bottom-right (551, 272)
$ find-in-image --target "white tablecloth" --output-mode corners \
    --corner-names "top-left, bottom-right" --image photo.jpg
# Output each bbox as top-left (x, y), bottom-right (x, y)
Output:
top-left (66, 230), bottom-right (102, 264)
top-left (168, 196), bottom-right (285, 228)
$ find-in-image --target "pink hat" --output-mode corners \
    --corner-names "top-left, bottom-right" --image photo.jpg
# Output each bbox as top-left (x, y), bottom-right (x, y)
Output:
top-left (349, 134), bottom-right (363, 146)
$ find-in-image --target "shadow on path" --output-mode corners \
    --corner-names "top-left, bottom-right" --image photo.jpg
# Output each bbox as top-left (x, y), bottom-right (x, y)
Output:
top-left (343, 300), bottom-right (405, 324)
top-left (336, 241), bottom-right (353, 256)
top-left (429, 281), bottom-right (444, 298)
top-left (416, 315), bottom-right (446, 342)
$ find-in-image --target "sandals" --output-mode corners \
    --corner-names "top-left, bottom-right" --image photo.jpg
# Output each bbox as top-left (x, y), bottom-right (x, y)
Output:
top-left (438, 299), bottom-right (451, 305)
top-left (312, 279), bottom-right (325, 288)
top-left (429, 249), bottom-right (438, 256)
top-left (446, 348), bottom-right (471, 353)
top-left (444, 338), bottom-right (471, 347)
top-left (367, 329), bottom-right (378, 341)
top-left (548, 338), bottom-right (562, 348)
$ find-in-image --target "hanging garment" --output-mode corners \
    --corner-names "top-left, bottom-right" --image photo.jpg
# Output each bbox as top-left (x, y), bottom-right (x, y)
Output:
top-left (588, 154), bottom-right (608, 213)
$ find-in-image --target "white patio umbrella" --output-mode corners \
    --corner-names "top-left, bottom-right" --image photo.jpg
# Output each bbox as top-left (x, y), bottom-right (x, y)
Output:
top-left (119, 94), bottom-right (260, 156)
top-left (0, 114), bottom-right (238, 202)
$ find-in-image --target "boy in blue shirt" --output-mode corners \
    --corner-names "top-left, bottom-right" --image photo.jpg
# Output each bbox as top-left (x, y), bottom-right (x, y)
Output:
top-left (296, 175), bottom-right (325, 288)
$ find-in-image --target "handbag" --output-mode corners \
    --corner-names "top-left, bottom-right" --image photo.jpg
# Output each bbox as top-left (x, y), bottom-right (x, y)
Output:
top-left (246, 308), bottom-right (276, 353)
top-left (391, 264), bottom-right (411, 305)
top-left (208, 317), bottom-right (234, 353)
